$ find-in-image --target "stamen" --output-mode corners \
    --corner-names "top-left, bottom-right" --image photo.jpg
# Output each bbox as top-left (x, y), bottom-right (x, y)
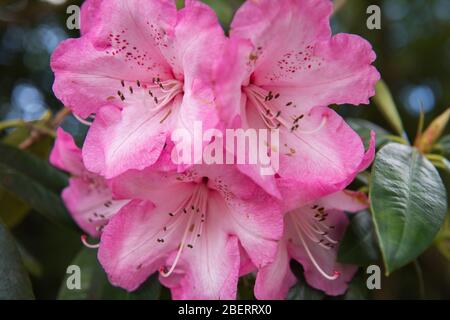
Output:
top-left (81, 234), bottom-right (100, 249)
top-left (159, 183), bottom-right (208, 278)
top-left (244, 84), bottom-right (327, 136)
top-left (74, 114), bottom-right (94, 126)
top-left (292, 218), bottom-right (340, 281)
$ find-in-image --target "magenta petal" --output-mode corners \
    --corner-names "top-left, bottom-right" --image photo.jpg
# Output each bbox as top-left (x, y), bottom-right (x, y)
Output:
top-left (49, 128), bottom-right (84, 176)
top-left (80, 0), bottom-right (103, 35)
top-left (254, 239), bottom-right (297, 300)
top-left (160, 233), bottom-right (240, 300)
top-left (277, 106), bottom-right (366, 209)
top-left (288, 208), bottom-right (357, 296)
top-left (319, 190), bottom-right (368, 213)
top-left (51, 0), bottom-right (176, 118)
top-left (62, 177), bottom-right (128, 237)
top-left (82, 105), bottom-right (168, 178)
top-left (98, 200), bottom-right (179, 292)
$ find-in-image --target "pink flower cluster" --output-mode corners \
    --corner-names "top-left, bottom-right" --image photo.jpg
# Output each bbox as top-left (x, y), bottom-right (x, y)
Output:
top-left (50, 0), bottom-right (379, 299)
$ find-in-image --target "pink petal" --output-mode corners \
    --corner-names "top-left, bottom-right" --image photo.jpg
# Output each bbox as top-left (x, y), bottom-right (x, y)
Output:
top-left (109, 165), bottom-right (193, 204)
top-left (209, 191), bottom-right (282, 271)
top-left (212, 37), bottom-right (254, 126)
top-left (231, 0), bottom-right (379, 106)
top-left (62, 177), bottom-right (128, 237)
top-left (195, 164), bottom-right (284, 269)
top-left (160, 214), bottom-right (240, 300)
top-left (239, 244), bottom-right (256, 276)
top-left (231, 0), bottom-right (332, 75)
top-left (50, 128), bottom-right (84, 176)
top-left (358, 130), bottom-right (376, 172)
top-left (80, 0), bottom-right (103, 35)
top-left (254, 238), bottom-right (297, 300)
top-left (276, 106), bottom-right (366, 209)
top-left (319, 190), bottom-right (368, 213)
top-left (288, 208), bottom-right (357, 296)
top-left (339, 130), bottom-right (376, 188)
top-left (51, 0), bottom-right (176, 118)
top-left (161, 0), bottom-right (226, 80)
top-left (82, 104), bottom-right (170, 178)
top-left (103, 164), bottom-right (283, 296)
top-left (162, 0), bottom-right (227, 152)
top-left (98, 200), bottom-right (182, 291)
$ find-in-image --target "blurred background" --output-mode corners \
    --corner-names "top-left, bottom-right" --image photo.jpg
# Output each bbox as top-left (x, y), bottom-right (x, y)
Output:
top-left (0, 0), bottom-right (449, 299)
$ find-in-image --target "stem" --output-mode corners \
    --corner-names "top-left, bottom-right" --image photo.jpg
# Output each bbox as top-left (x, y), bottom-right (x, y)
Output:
top-left (426, 154), bottom-right (446, 161)
top-left (432, 162), bottom-right (447, 170)
top-left (51, 107), bottom-right (71, 128)
top-left (386, 135), bottom-right (409, 145)
top-left (0, 119), bottom-right (26, 131)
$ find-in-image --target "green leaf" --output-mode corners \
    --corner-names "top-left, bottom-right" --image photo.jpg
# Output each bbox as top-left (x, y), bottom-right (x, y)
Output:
top-left (346, 118), bottom-right (390, 148)
top-left (338, 211), bottom-right (380, 266)
top-left (201, 0), bottom-right (242, 29)
top-left (0, 162), bottom-right (75, 230)
top-left (372, 80), bottom-right (405, 138)
top-left (435, 134), bottom-right (450, 158)
top-left (0, 220), bottom-right (34, 299)
top-left (58, 247), bottom-right (161, 300)
top-left (0, 129), bottom-right (57, 228)
top-left (287, 282), bottom-right (324, 300)
top-left (237, 274), bottom-right (255, 300)
top-left (370, 143), bottom-right (447, 275)
top-left (16, 241), bottom-right (43, 278)
top-left (342, 271), bottom-right (370, 300)
top-left (0, 187), bottom-right (30, 227)
top-left (0, 143), bottom-right (67, 192)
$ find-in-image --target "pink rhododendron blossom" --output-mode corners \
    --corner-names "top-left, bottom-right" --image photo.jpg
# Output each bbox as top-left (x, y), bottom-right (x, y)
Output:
top-left (48, 0), bottom-right (383, 301)
top-left (51, 0), bottom-right (226, 178)
top-left (215, 0), bottom-right (380, 209)
top-left (98, 161), bottom-right (283, 299)
top-left (254, 189), bottom-right (369, 300)
top-left (50, 128), bottom-right (129, 238)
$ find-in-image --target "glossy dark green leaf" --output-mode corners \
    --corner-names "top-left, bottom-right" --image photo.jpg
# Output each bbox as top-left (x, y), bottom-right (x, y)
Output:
top-left (370, 143), bottom-right (447, 274)
top-left (0, 187), bottom-right (30, 227)
top-left (346, 118), bottom-right (390, 148)
top-left (0, 130), bottom-right (58, 227)
top-left (338, 211), bottom-right (380, 266)
top-left (16, 241), bottom-right (43, 278)
top-left (0, 163), bottom-right (76, 230)
top-left (0, 220), bottom-right (34, 299)
top-left (0, 143), bottom-right (67, 192)
top-left (58, 247), bottom-right (161, 300)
